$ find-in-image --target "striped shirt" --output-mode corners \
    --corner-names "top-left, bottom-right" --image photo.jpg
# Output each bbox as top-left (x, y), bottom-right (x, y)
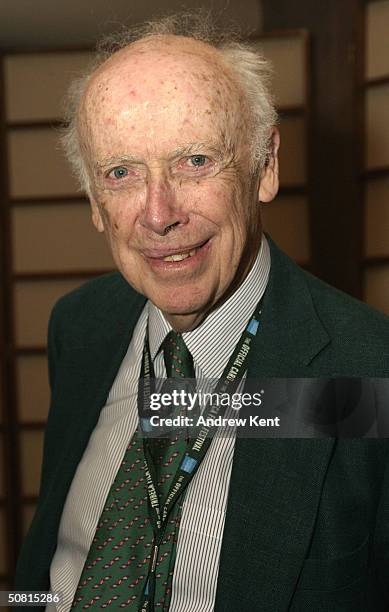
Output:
top-left (47, 236), bottom-right (270, 612)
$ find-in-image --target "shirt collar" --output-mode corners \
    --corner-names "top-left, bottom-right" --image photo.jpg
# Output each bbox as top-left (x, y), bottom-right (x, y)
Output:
top-left (148, 235), bottom-right (271, 378)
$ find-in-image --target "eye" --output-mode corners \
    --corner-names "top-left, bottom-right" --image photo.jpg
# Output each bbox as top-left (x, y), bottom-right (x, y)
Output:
top-left (109, 166), bottom-right (129, 179)
top-left (188, 155), bottom-right (207, 167)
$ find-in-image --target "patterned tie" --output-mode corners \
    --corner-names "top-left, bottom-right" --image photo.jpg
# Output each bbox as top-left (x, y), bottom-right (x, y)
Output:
top-left (72, 331), bottom-right (195, 610)
top-left (149, 331), bottom-right (196, 501)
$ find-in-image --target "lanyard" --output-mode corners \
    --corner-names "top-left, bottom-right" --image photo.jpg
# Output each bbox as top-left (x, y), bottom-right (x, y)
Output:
top-left (137, 301), bottom-right (262, 610)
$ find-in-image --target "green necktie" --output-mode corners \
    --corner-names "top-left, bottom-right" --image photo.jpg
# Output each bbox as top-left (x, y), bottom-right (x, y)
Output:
top-left (149, 331), bottom-right (195, 501)
top-left (72, 331), bottom-right (195, 610)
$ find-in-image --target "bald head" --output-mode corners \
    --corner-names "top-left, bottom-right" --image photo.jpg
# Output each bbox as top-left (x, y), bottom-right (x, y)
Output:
top-left (62, 18), bottom-right (277, 192)
top-left (79, 35), bottom-right (250, 190)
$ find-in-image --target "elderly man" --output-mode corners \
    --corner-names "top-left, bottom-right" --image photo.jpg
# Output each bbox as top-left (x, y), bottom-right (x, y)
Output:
top-left (16, 14), bottom-right (389, 612)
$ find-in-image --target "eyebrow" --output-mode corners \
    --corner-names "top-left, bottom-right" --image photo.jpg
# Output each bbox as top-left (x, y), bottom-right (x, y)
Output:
top-left (170, 141), bottom-right (224, 158)
top-left (95, 155), bottom-right (141, 170)
top-left (95, 141), bottom-right (226, 170)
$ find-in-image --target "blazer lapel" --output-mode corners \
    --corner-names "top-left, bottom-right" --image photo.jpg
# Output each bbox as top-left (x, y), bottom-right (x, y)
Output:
top-left (215, 239), bottom-right (336, 611)
top-left (43, 280), bottom-right (147, 502)
top-left (215, 439), bottom-right (335, 611)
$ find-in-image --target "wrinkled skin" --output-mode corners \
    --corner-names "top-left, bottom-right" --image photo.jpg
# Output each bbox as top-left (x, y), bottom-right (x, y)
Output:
top-left (80, 36), bottom-right (279, 331)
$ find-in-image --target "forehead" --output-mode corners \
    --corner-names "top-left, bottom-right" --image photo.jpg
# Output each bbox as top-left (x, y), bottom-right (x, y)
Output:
top-left (80, 37), bottom-right (242, 158)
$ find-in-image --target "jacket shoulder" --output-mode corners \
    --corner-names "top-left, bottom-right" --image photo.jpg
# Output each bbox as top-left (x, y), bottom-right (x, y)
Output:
top-left (267, 235), bottom-right (389, 374)
top-left (52, 271), bottom-right (142, 319)
top-left (303, 268), bottom-right (389, 373)
top-left (305, 269), bottom-right (389, 332)
top-left (48, 272), bottom-right (146, 348)
top-left (54, 271), bottom-right (134, 311)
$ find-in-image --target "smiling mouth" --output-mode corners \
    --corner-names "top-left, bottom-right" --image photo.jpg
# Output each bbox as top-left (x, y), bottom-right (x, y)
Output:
top-left (162, 247), bottom-right (199, 262)
top-left (145, 239), bottom-right (210, 263)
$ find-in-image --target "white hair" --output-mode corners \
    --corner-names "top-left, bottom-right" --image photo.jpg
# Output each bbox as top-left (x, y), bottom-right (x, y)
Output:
top-left (61, 11), bottom-right (277, 192)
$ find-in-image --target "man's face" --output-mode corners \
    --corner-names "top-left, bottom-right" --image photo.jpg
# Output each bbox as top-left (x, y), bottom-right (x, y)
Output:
top-left (81, 38), bottom-right (277, 330)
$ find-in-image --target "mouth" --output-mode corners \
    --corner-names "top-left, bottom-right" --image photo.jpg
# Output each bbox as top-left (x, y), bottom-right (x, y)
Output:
top-left (161, 244), bottom-right (202, 262)
top-left (142, 239), bottom-right (211, 269)
top-left (143, 239), bottom-right (210, 260)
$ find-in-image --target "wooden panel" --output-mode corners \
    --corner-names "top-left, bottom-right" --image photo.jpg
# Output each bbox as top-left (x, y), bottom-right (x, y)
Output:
top-left (22, 503), bottom-right (37, 538)
top-left (0, 435), bottom-right (4, 497)
top-left (278, 115), bottom-right (306, 186)
top-left (262, 0), bottom-right (364, 297)
top-left (365, 176), bottom-right (389, 257)
top-left (12, 203), bottom-right (113, 273)
top-left (366, 85), bottom-right (389, 169)
top-left (14, 278), bottom-right (88, 347)
top-left (8, 128), bottom-right (78, 198)
top-left (255, 34), bottom-right (306, 107)
top-left (20, 430), bottom-right (44, 497)
top-left (17, 355), bottom-right (50, 423)
top-left (364, 265), bottom-right (389, 314)
top-left (366, 0), bottom-right (389, 80)
top-left (261, 195), bottom-right (310, 264)
top-left (0, 509), bottom-right (6, 573)
top-left (5, 52), bottom-right (93, 123)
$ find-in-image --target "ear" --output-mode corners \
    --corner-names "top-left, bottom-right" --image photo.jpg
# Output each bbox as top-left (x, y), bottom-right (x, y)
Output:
top-left (90, 196), bottom-right (105, 233)
top-left (258, 128), bottom-right (280, 203)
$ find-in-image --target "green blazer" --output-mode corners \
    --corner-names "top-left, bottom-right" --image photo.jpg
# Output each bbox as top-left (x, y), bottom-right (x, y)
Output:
top-left (15, 237), bottom-right (389, 611)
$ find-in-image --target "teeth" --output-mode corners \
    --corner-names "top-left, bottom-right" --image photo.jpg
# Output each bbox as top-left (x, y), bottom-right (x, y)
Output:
top-left (163, 248), bottom-right (197, 262)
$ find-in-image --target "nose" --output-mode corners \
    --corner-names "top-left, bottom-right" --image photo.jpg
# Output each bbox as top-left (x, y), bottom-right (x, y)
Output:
top-left (139, 170), bottom-right (189, 236)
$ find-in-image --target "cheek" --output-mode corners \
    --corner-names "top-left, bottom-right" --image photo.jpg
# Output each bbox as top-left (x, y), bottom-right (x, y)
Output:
top-left (222, 182), bottom-right (251, 237)
top-left (100, 205), bottom-right (114, 232)
top-left (188, 178), bottom-right (250, 246)
top-left (96, 204), bottom-right (123, 246)
top-left (232, 177), bottom-right (258, 225)
top-left (97, 194), bottom-right (138, 239)
top-left (221, 186), bottom-right (258, 269)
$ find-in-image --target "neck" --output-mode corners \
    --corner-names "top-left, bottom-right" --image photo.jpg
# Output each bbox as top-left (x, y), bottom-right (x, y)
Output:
top-left (164, 311), bottom-right (208, 333)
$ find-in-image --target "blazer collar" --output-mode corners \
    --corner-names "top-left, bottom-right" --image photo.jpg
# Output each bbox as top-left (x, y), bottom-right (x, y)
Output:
top-left (247, 235), bottom-right (330, 376)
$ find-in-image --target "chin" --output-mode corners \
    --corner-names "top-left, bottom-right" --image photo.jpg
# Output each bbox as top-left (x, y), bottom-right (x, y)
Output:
top-left (151, 292), bottom-right (210, 318)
